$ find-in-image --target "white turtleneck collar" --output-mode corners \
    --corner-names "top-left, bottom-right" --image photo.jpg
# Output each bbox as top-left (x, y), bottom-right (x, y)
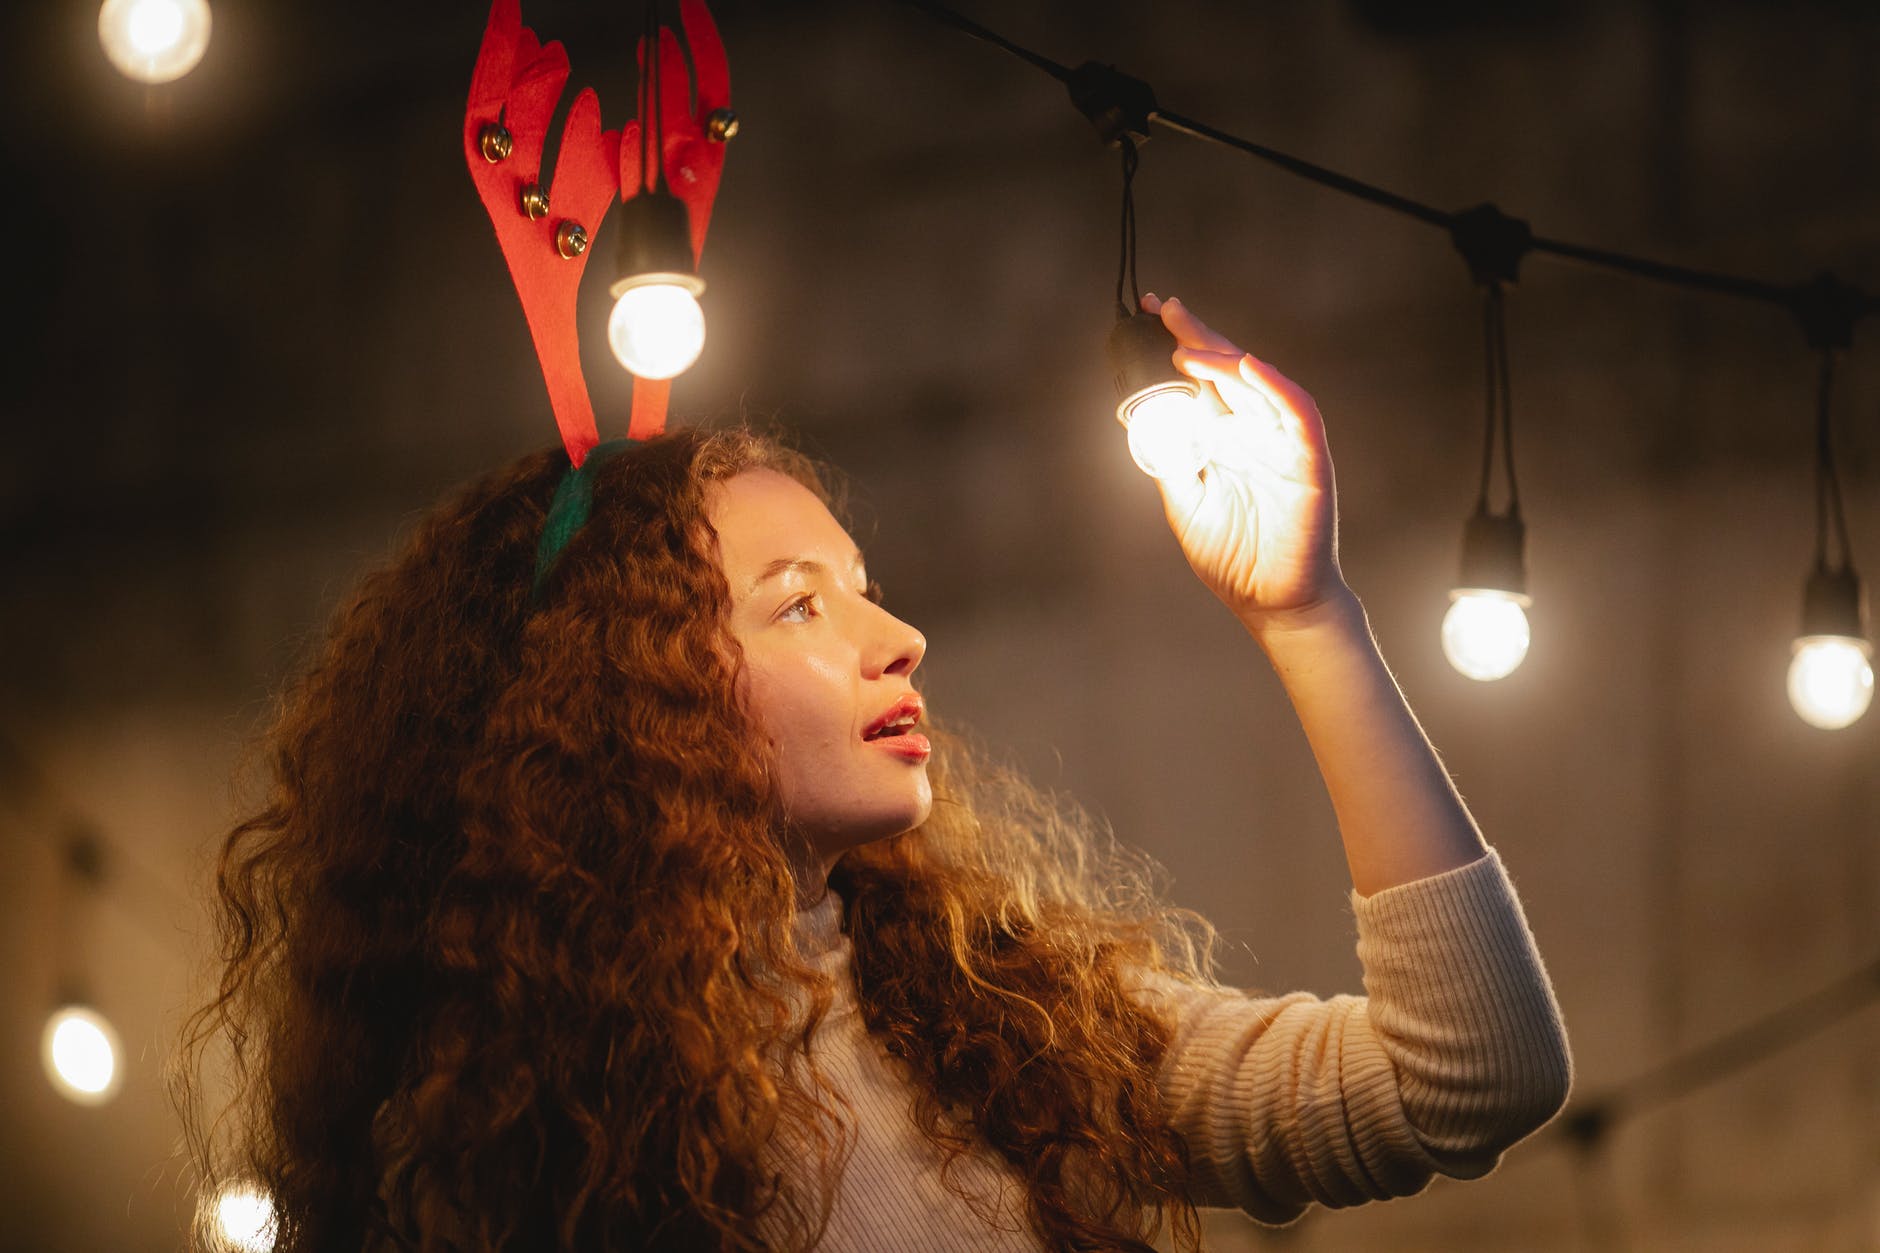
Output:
top-left (792, 885), bottom-right (852, 979)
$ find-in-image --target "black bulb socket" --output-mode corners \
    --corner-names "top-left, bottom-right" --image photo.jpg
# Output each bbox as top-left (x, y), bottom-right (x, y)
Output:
top-left (1106, 312), bottom-right (1194, 423)
top-left (1456, 508), bottom-right (1528, 597)
top-left (1800, 565), bottom-right (1869, 642)
top-left (610, 190), bottom-right (704, 299)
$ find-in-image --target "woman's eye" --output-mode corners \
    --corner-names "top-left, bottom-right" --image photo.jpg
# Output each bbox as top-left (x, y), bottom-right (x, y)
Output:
top-left (864, 580), bottom-right (884, 606)
top-left (779, 595), bottom-right (817, 622)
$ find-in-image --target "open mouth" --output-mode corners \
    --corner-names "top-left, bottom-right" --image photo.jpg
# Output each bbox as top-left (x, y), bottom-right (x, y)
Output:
top-left (863, 696), bottom-right (925, 741)
top-left (864, 713), bottom-right (920, 740)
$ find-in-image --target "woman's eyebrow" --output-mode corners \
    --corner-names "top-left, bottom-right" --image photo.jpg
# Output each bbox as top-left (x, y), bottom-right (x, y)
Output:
top-left (745, 553), bottom-right (867, 597)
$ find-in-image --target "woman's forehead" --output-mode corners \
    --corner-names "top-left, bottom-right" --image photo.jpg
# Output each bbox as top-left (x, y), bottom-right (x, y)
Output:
top-left (709, 469), bottom-right (859, 577)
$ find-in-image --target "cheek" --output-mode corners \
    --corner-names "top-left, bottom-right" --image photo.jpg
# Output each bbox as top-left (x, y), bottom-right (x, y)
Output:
top-left (742, 652), bottom-right (852, 748)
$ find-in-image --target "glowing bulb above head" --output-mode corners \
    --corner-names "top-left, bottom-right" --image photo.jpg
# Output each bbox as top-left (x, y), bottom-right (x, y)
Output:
top-left (41, 1005), bottom-right (123, 1105)
top-left (1787, 636), bottom-right (1874, 729)
top-left (1121, 385), bottom-right (1213, 481)
top-left (607, 279), bottom-right (706, 380)
top-left (210, 1181), bottom-right (279, 1253)
top-left (1442, 588), bottom-right (1531, 681)
top-left (98, 0), bottom-right (212, 84)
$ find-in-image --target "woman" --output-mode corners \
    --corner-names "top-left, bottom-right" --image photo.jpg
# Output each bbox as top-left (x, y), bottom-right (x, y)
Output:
top-left (175, 297), bottom-right (1570, 1252)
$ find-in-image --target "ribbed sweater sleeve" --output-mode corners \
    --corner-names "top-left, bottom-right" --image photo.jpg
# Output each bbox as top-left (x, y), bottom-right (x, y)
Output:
top-left (1139, 849), bottom-right (1571, 1224)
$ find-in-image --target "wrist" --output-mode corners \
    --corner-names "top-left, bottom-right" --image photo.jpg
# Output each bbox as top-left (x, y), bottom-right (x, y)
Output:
top-left (1237, 585), bottom-right (1368, 651)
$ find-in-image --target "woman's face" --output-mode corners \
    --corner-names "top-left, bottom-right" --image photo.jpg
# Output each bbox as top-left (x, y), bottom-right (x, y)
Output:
top-left (710, 469), bottom-right (931, 872)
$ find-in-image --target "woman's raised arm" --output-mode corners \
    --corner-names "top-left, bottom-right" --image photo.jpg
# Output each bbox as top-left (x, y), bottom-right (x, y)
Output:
top-left (1144, 294), bottom-right (1487, 897)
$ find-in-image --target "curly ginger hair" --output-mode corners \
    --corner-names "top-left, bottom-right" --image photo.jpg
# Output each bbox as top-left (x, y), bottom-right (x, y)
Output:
top-left (173, 428), bottom-right (1225, 1253)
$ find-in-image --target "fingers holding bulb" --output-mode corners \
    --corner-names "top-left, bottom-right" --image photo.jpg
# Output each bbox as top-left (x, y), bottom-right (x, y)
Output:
top-left (1171, 348), bottom-right (1325, 482)
top-left (1144, 294), bottom-right (1240, 354)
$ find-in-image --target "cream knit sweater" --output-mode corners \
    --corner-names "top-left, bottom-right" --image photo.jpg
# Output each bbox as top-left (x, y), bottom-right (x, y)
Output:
top-left (758, 849), bottom-right (1571, 1251)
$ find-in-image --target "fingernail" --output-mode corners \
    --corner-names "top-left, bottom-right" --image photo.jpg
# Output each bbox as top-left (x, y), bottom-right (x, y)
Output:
top-left (1143, 291), bottom-right (1158, 303)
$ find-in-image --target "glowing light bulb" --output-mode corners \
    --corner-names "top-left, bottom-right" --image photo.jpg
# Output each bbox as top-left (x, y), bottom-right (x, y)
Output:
top-left (606, 282), bottom-right (705, 380)
top-left (41, 1005), bottom-right (123, 1105)
top-left (211, 1181), bottom-right (279, 1253)
top-left (1442, 588), bottom-right (1531, 681)
top-left (98, 0), bottom-right (211, 84)
top-left (1122, 386), bottom-right (1213, 480)
top-left (1787, 636), bottom-right (1873, 729)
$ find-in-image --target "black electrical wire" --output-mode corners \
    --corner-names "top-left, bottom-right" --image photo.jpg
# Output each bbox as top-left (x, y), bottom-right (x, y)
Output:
top-left (893, 0), bottom-right (1878, 328)
top-left (890, 0), bottom-right (1074, 83)
top-left (1152, 107), bottom-right (1453, 229)
top-left (1814, 349), bottom-right (1856, 573)
top-left (1493, 287), bottom-right (1518, 516)
top-left (640, 0), bottom-right (663, 195)
top-left (1115, 137), bottom-right (1140, 318)
top-left (1551, 953), bottom-right (1880, 1148)
top-left (1474, 283), bottom-right (1522, 519)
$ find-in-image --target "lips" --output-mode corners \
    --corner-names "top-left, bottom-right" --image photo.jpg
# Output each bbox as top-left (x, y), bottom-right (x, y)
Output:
top-left (862, 693), bottom-right (925, 742)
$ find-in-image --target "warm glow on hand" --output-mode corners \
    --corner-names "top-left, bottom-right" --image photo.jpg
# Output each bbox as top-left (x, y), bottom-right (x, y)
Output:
top-left (1140, 295), bottom-right (1345, 625)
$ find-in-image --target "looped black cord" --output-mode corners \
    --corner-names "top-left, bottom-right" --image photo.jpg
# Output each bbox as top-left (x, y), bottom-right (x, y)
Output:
top-left (1475, 283), bottom-right (1521, 520)
top-left (640, 0), bottom-right (663, 195)
top-left (1814, 348), bottom-right (1855, 573)
top-left (1115, 137), bottom-right (1140, 319)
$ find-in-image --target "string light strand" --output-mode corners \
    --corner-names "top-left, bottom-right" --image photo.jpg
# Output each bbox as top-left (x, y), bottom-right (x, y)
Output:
top-left (892, 0), bottom-right (1879, 329)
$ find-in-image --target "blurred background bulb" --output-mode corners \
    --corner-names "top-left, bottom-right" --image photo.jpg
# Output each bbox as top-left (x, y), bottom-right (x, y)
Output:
top-left (210, 1181), bottom-right (279, 1253)
top-left (41, 1005), bottom-right (123, 1105)
top-left (1121, 386), bottom-right (1213, 480)
top-left (606, 282), bottom-right (705, 380)
top-left (99, 0), bottom-right (212, 84)
top-left (1786, 636), bottom-right (1873, 729)
top-left (1442, 589), bottom-right (1531, 681)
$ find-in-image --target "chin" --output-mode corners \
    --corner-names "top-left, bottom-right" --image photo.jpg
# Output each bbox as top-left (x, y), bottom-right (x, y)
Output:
top-left (823, 798), bottom-right (934, 856)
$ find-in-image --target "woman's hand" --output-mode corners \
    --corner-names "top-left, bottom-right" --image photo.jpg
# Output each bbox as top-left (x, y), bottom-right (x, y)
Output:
top-left (1142, 294), bottom-right (1352, 632)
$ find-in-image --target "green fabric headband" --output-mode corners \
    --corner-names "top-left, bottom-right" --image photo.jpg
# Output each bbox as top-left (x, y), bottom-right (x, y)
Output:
top-left (532, 438), bottom-right (640, 599)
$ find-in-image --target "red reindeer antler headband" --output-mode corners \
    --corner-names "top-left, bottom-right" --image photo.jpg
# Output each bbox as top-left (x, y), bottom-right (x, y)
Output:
top-left (463, 0), bottom-right (732, 469)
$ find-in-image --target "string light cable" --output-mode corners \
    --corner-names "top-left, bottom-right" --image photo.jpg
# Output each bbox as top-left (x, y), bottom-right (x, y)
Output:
top-left (888, 0), bottom-right (1879, 328)
top-left (1551, 951), bottom-right (1880, 1154)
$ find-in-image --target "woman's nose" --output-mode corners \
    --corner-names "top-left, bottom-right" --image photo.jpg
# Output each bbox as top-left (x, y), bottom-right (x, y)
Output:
top-left (871, 608), bottom-right (925, 679)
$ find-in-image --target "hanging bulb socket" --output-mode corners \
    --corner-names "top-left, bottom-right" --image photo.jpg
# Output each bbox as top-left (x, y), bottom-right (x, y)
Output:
top-left (1800, 565), bottom-right (1868, 641)
top-left (1106, 311), bottom-right (1194, 421)
top-left (1457, 508), bottom-right (1528, 596)
top-left (609, 190), bottom-right (704, 299)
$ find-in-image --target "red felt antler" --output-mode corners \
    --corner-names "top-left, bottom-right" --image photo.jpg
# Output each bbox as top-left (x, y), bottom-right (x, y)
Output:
top-left (464, 0), bottom-right (733, 460)
top-left (464, 0), bottom-right (619, 467)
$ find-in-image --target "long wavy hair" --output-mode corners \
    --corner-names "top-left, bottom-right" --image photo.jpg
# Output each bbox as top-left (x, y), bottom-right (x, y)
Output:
top-left (173, 427), bottom-right (1224, 1253)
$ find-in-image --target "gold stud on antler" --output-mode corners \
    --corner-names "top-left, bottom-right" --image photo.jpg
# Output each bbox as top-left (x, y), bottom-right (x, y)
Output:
top-left (555, 221), bottom-right (590, 259)
top-left (706, 108), bottom-right (739, 143)
top-left (520, 182), bottom-right (549, 219)
top-left (478, 122), bottom-right (514, 163)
